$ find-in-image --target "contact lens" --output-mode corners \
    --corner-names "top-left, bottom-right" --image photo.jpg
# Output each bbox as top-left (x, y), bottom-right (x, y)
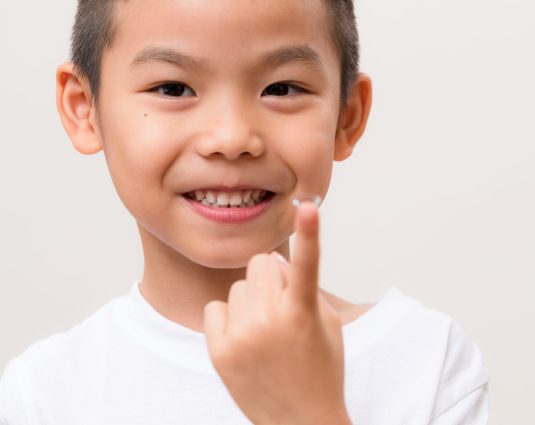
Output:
top-left (291, 192), bottom-right (323, 208)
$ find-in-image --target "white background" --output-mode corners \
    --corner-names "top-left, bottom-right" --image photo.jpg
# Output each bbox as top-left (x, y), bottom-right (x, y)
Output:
top-left (0, 1), bottom-right (533, 423)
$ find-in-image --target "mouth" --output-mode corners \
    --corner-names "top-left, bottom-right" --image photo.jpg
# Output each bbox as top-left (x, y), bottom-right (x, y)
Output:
top-left (182, 188), bottom-right (276, 208)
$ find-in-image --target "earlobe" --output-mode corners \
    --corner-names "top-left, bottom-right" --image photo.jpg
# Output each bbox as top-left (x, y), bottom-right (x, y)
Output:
top-left (56, 62), bottom-right (102, 155)
top-left (334, 73), bottom-right (373, 161)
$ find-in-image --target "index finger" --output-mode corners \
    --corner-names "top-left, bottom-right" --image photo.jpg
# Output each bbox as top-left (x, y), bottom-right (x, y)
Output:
top-left (287, 200), bottom-right (321, 309)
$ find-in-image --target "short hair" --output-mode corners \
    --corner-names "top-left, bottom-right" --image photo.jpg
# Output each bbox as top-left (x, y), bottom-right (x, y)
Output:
top-left (71, 0), bottom-right (359, 107)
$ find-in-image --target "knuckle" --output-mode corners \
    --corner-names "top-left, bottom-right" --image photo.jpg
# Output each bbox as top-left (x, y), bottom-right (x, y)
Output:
top-left (254, 310), bottom-right (275, 333)
top-left (217, 333), bottom-right (255, 368)
top-left (285, 305), bottom-right (312, 329)
top-left (294, 252), bottom-right (314, 266)
top-left (231, 279), bottom-right (247, 290)
top-left (233, 331), bottom-right (255, 349)
top-left (212, 344), bottom-right (238, 371)
top-left (228, 279), bottom-right (246, 299)
top-left (249, 253), bottom-right (270, 267)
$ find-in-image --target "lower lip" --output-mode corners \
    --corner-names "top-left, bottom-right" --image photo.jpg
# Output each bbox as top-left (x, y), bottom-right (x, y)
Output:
top-left (183, 193), bottom-right (275, 224)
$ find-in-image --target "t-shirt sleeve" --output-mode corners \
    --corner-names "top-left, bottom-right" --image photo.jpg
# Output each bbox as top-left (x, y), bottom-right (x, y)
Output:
top-left (430, 318), bottom-right (490, 424)
top-left (430, 384), bottom-right (488, 425)
top-left (0, 357), bottom-right (27, 425)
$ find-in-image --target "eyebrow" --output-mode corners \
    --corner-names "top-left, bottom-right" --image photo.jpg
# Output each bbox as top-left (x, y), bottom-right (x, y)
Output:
top-left (260, 45), bottom-right (324, 72)
top-left (129, 44), bottom-right (325, 74)
top-left (130, 47), bottom-right (208, 71)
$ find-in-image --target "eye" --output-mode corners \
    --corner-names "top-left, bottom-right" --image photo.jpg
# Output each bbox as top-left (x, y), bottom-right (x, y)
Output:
top-left (150, 82), bottom-right (196, 97)
top-left (262, 82), bottom-right (307, 97)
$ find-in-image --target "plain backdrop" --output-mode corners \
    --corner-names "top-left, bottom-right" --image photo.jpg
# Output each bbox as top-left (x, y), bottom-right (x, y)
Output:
top-left (0, 1), bottom-right (533, 424)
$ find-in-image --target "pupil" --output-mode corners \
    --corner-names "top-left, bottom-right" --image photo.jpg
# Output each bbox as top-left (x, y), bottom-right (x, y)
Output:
top-left (266, 84), bottom-right (289, 96)
top-left (162, 84), bottom-right (185, 96)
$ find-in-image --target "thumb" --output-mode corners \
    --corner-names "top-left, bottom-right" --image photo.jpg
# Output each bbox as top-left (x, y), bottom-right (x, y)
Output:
top-left (203, 300), bottom-right (228, 358)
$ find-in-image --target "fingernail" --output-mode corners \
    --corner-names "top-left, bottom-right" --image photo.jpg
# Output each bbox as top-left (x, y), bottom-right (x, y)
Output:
top-left (272, 251), bottom-right (289, 267)
top-left (291, 192), bottom-right (322, 209)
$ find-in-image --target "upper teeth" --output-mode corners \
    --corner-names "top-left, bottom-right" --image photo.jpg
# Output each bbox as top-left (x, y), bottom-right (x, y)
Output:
top-left (188, 189), bottom-right (268, 207)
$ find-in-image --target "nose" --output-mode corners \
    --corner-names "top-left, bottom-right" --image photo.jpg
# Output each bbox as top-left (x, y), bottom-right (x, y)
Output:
top-left (195, 100), bottom-right (265, 160)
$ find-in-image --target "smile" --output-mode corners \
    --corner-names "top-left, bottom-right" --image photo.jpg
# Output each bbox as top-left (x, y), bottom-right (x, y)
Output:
top-left (184, 189), bottom-right (273, 208)
top-left (182, 190), bottom-right (276, 224)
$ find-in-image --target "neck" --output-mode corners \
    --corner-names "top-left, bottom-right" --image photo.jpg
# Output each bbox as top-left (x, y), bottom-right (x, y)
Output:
top-left (136, 222), bottom-right (290, 333)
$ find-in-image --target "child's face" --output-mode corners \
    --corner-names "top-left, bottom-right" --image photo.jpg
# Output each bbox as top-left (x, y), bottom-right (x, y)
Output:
top-left (93, 0), bottom-right (351, 268)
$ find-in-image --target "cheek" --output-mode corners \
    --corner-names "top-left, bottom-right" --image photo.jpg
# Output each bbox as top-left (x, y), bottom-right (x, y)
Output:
top-left (275, 107), bottom-right (337, 195)
top-left (297, 139), bottom-right (333, 197)
top-left (98, 98), bottom-right (183, 217)
top-left (104, 100), bottom-right (172, 166)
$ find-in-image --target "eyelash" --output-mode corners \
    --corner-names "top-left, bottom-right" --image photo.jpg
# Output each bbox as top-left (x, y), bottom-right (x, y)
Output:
top-left (148, 81), bottom-right (308, 98)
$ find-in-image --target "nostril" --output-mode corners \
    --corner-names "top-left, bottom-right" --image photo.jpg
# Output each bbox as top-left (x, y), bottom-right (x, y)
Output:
top-left (195, 132), bottom-right (265, 160)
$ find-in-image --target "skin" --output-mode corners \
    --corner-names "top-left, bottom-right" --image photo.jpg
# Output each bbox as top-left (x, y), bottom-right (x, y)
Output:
top-left (204, 202), bottom-right (355, 424)
top-left (56, 0), bottom-right (372, 422)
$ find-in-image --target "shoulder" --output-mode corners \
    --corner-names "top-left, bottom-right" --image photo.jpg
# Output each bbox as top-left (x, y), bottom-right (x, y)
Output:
top-left (383, 291), bottom-right (489, 393)
top-left (12, 298), bottom-right (118, 368)
top-left (0, 298), bottom-right (120, 414)
top-left (343, 288), bottom-right (489, 422)
top-left (345, 287), bottom-right (487, 369)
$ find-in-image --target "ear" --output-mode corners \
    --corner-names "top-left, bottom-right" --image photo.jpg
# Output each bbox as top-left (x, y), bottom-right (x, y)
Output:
top-left (56, 61), bottom-right (103, 154)
top-left (334, 73), bottom-right (373, 161)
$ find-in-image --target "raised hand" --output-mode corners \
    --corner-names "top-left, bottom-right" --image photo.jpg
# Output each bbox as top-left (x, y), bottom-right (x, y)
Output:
top-left (203, 200), bottom-right (351, 425)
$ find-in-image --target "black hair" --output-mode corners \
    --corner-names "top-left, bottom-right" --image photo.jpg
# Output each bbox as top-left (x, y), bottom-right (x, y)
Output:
top-left (71, 0), bottom-right (359, 106)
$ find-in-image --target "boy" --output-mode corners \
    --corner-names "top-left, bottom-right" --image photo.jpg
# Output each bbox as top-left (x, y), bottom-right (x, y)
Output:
top-left (0, 0), bottom-right (489, 424)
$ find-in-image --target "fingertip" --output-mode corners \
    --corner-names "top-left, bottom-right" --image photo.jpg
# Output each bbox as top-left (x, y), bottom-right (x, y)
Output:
top-left (296, 202), bottom-right (319, 233)
top-left (291, 194), bottom-right (321, 231)
top-left (299, 201), bottom-right (318, 217)
top-left (291, 193), bottom-right (322, 209)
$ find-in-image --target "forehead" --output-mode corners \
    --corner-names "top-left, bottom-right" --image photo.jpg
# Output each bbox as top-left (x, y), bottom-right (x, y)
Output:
top-left (107, 0), bottom-right (339, 75)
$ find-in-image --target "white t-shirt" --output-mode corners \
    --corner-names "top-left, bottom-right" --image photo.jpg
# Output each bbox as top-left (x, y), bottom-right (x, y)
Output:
top-left (0, 281), bottom-right (489, 425)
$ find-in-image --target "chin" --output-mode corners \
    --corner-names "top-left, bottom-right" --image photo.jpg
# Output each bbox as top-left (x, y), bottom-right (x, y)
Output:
top-left (183, 239), bottom-right (285, 270)
top-left (183, 246), bottom-right (255, 269)
top-left (188, 255), bottom-right (250, 270)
